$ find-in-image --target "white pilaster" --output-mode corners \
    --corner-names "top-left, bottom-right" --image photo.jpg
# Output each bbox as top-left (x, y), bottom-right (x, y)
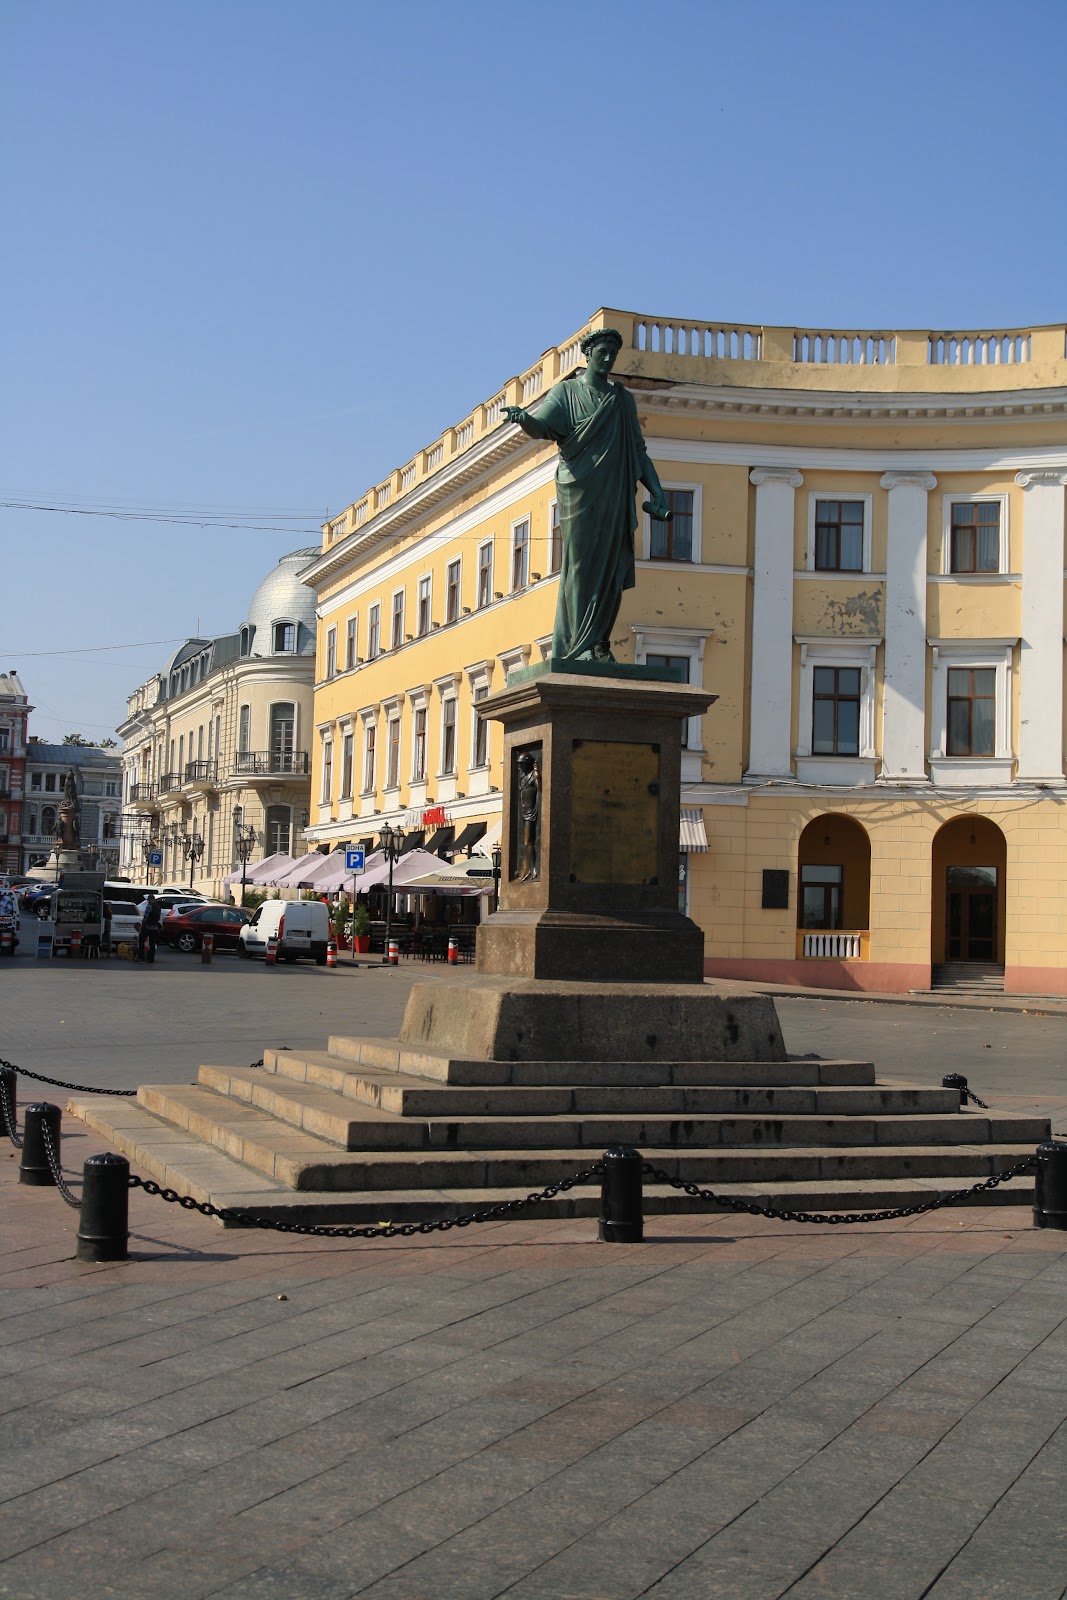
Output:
top-left (1015, 470), bottom-right (1067, 782)
top-left (746, 469), bottom-right (802, 778)
top-left (880, 471), bottom-right (936, 781)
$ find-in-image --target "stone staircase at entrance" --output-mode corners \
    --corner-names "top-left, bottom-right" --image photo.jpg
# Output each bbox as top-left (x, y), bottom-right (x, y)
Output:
top-left (931, 962), bottom-right (1006, 994)
top-left (71, 1028), bottom-right (1048, 1223)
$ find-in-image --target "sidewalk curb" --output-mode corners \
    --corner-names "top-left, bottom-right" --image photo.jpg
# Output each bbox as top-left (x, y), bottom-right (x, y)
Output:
top-left (732, 982), bottom-right (1067, 1018)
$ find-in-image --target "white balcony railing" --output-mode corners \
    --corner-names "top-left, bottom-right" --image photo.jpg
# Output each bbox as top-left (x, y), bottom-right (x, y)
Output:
top-left (801, 931), bottom-right (863, 960)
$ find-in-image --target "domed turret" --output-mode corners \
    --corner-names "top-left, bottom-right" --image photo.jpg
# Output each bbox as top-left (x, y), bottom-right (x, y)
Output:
top-left (240, 548), bottom-right (319, 658)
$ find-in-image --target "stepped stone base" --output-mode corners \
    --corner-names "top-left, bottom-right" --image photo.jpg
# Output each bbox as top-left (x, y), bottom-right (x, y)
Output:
top-left (398, 977), bottom-right (786, 1064)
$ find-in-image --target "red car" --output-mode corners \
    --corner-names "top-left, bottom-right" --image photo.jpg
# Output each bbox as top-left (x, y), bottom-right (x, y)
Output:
top-left (160, 904), bottom-right (251, 953)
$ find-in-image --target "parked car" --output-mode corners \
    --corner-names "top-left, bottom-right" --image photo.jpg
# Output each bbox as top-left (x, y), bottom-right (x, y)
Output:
top-left (238, 899), bottom-right (330, 964)
top-left (160, 904), bottom-right (251, 953)
top-left (105, 902), bottom-right (142, 950)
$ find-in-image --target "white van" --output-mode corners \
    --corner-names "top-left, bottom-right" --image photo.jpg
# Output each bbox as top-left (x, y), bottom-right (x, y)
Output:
top-left (238, 899), bottom-right (331, 964)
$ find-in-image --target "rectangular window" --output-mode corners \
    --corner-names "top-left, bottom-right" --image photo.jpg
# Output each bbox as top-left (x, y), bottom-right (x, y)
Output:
top-left (417, 575), bottom-right (432, 636)
top-left (473, 684), bottom-right (489, 767)
top-left (446, 559), bottom-right (461, 623)
top-left (325, 627), bottom-right (336, 679)
top-left (950, 503), bottom-right (1000, 574)
top-left (649, 489), bottom-right (695, 562)
top-left (512, 519), bottom-right (530, 591)
top-left (412, 708), bottom-right (427, 782)
top-left (549, 500), bottom-right (562, 575)
top-left (947, 668), bottom-right (996, 757)
top-left (31, 772), bottom-right (41, 790)
top-left (387, 719), bottom-right (400, 788)
top-left (367, 603), bottom-right (380, 660)
top-left (363, 725), bottom-right (376, 793)
top-left (0, 729), bottom-right (8, 752)
top-left (238, 705), bottom-right (250, 753)
top-left (321, 741), bottom-right (333, 803)
top-left (477, 542), bottom-right (493, 608)
top-left (340, 733), bottom-right (353, 798)
top-left (812, 666), bottom-right (861, 756)
top-left (391, 591), bottom-right (404, 649)
top-left (274, 622), bottom-right (296, 652)
top-left (645, 654), bottom-right (691, 746)
top-left (814, 501), bottom-right (864, 572)
top-left (345, 616), bottom-right (357, 670)
top-left (799, 864), bottom-right (843, 929)
top-left (441, 698), bottom-right (457, 774)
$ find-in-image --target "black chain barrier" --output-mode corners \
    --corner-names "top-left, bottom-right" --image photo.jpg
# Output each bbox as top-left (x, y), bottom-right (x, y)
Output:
top-left (641, 1155), bottom-right (1039, 1226)
top-left (40, 1120), bottom-right (81, 1210)
top-left (0, 1056), bottom-right (266, 1097)
top-left (126, 1163), bottom-right (605, 1238)
top-left (961, 1086), bottom-right (991, 1109)
top-left (0, 1074), bottom-right (23, 1149)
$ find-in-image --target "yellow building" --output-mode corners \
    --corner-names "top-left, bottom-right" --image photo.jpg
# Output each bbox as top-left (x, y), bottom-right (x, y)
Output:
top-left (304, 310), bottom-right (1067, 996)
top-left (118, 549), bottom-right (318, 895)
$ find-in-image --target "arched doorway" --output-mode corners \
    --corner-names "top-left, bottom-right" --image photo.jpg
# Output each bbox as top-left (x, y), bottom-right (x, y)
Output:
top-left (797, 815), bottom-right (871, 954)
top-left (931, 817), bottom-right (1006, 966)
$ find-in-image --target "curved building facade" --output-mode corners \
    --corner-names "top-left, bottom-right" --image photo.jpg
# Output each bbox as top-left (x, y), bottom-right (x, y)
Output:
top-left (304, 309), bottom-right (1067, 995)
top-left (118, 549), bottom-right (318, 895)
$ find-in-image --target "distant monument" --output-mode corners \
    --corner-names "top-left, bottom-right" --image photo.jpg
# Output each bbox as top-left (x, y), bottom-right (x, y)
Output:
top-left (34, 768), bottom-right (88, 880)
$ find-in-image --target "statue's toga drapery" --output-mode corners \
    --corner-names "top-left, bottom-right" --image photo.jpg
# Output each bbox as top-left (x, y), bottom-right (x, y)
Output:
top-left (533, 376), bottom-right (647, 663)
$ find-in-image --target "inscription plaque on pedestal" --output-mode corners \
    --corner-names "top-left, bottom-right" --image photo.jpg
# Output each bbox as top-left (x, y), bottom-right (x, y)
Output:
top-left (570, 739), bottom-right (660, 885)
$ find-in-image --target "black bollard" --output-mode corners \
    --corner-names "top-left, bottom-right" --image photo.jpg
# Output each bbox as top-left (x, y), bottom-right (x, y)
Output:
top-left (77, 1152), bottom-right (130, 1261)
top-left (19, 1103), bottom-right (62, 1186)
top-left (0, 1064), bottom-right (16, 1136)
top-left (599, 1145), bottom-right (644, 1243)
top-left (942, 1073), bottom-right (968, 1108)
top-left (1033, 1141), bottom-right (1067, 1231)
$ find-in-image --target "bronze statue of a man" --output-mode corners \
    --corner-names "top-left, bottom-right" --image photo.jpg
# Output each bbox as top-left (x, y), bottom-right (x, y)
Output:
top-left (503, 327), bottom-right (670, 663)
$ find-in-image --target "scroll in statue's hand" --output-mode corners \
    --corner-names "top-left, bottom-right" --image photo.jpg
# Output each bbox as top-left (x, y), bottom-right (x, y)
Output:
top-left (643, 497), bottom-right (673, 522)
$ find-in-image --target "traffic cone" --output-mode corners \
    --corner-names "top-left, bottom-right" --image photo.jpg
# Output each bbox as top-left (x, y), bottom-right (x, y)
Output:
top-left (447, 934), bottom-right (458, 965)
top-left (387, 938), bottom-right (399, 966)
top-left (265, 935), bottom-right (278, 965)
top-left (326, 938), bottom-right (337, 968)
top-left (70, 930), bottom-right (82, 961)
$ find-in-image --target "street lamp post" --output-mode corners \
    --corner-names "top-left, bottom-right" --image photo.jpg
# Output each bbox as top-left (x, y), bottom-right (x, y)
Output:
top-left (178, 830), bottom-right (205, 889)
top-left (378, 823), bottom-right (405, 963)
top-left (232, 807), bottom-right (257, 906)
top-left (140, 831), bottom-right (157, 886)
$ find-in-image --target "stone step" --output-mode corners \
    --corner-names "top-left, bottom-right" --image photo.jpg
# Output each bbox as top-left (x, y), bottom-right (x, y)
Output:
top-left (323, 1037), bottom-right (878, 1088)
top-left (196, 1065), bottom-right (1044, 1153)
top-left (68, 1096), bottom-right (1037, 1222)
top-left (257, 1049), bottom-right (958, 1119)
top-left (133, 1083), bottom-right (1041, 1192)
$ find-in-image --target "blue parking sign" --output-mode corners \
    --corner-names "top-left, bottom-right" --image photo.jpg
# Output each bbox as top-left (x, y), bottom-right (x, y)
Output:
top-left (345, 847), bottom-right (365, 872)
top-left (148, 849), bottom-right (163, 867)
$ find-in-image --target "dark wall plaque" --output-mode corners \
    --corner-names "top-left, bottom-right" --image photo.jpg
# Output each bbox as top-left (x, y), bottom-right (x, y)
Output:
top-left (570, 739), bottom-right (660, 885)
top-left (762, 869), bottom-right (789, 910)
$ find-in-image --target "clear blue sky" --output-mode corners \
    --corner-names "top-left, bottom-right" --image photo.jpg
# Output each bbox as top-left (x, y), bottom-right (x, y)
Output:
top-left (2, 0), bottom-right (1064, 743)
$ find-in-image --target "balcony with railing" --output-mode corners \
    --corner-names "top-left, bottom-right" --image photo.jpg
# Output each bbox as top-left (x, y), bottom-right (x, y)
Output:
top-left (128, 782), bottom-right (158, 807)
top-left (157, 771), bottom-right (181, 795)
top-left (796, 930), bottom-right (869, 961)
top-left (232, 750), bottom-right (310, 778)
top-left (183, 759), bottom-right (218, 791)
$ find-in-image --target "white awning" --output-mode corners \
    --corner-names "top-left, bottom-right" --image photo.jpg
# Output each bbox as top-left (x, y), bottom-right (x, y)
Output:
top-left (680, 809), bottom-right (708, 852)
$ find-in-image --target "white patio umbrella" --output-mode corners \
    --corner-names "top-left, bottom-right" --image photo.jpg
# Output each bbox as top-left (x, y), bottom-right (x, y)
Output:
top-left (400, 856), bottom-right (494, 894)
top-left (312, 850), bottom-right (385, 893)
top-left (222, 852), bottom-right (293, 887)
top-left (268, 851), bottom-right (330, 889)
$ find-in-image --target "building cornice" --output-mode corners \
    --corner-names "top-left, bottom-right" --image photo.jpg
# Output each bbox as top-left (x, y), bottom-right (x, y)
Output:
top-left (636, 381), bottom-right (1067, 425)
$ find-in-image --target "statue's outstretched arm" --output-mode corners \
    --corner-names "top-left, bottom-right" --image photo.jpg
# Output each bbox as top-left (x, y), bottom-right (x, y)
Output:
top-left (501, 404), bottom-right (553, 441)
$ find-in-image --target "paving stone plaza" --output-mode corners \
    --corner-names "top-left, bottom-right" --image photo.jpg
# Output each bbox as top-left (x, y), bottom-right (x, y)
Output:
top-left (2, 963), bottom-right (1066, 1598)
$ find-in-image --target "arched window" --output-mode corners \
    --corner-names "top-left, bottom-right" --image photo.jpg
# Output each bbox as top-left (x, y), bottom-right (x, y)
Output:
top-left (41, 805), bottom-right (56, 835)
top-left (273, 621), bottom-right (296, 653)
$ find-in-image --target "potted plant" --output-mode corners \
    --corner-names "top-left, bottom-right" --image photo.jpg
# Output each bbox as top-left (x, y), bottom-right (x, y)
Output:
top-left (331, 902), bottom-right (350, 950)
top-left (352, 901), bottom-right (372, 954)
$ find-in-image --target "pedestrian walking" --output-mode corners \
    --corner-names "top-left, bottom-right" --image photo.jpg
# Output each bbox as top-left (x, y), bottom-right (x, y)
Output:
top-left (137, 892), bottom-right (162, 964)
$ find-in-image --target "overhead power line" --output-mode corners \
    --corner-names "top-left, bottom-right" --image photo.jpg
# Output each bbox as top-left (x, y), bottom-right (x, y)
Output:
top-left (0, 499), bottom-right (327, 535)
top-left (2, 637), bottom-right (187, 659)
